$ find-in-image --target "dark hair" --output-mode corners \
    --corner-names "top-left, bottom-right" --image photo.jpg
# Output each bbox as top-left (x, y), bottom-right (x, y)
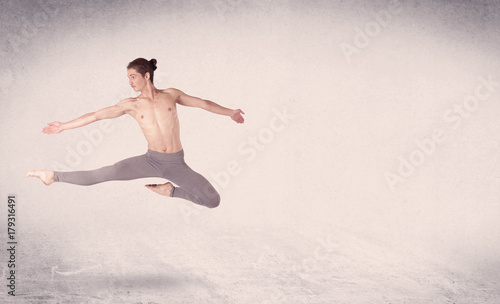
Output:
top-left (127, 58), bottom-right (158, 84)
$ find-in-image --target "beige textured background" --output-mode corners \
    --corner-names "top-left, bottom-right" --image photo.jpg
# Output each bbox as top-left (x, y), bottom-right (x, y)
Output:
top-left (1, 0), bottom-right (500, 303)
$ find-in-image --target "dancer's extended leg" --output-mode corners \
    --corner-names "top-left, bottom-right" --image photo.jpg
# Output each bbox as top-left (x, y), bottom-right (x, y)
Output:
top-left (52, 154), bottom-right (160, 186)
top-left (28, 149), bottom-right (220, 208)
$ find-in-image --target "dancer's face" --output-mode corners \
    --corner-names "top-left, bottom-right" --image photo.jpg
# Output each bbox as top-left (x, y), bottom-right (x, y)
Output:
top-left (127, 68), bottom-right (149, 92)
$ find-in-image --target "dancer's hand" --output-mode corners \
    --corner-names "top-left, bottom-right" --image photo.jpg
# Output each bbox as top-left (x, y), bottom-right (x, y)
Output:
top-left (43, 122), bottom-right (64, 134)
top-left (231, 109), bottom-right (245, 124)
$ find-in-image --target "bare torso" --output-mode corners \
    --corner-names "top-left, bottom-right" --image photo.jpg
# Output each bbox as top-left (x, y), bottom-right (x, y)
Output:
top-left (125, 89), bottom-right (182, 153)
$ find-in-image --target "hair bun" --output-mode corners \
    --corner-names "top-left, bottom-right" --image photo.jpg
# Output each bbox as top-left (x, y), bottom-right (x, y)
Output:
top-left (149, 59), bottom-right (157, 71)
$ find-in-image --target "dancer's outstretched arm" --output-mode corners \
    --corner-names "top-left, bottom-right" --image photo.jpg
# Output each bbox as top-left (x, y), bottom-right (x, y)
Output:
top-left (171, 89), bottom-right (245, 124)
top-left (42, 99), bottom-right (131, 134)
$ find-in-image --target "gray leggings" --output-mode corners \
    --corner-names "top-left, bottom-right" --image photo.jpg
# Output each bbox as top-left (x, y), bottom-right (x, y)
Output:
top-left (54, 149), bottom-right (220, 208)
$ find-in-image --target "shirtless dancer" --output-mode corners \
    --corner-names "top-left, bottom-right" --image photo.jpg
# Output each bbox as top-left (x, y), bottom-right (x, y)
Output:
top-left (26, 58), bottom-right (245, 208)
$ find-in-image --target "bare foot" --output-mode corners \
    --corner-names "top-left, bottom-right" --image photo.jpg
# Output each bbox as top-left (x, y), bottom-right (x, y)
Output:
top-left (145, 182), bottom-right (174, 197)
top-left (25, 170), bottom-right (55, 185)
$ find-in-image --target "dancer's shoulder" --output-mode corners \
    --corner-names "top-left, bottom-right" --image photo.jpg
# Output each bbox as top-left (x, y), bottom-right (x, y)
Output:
top-left (161, 88), bottom-right (181, 95)
top-left (160, 88), bottom-right (184, 101)
top-left (116, 97), bottom-right (138, 108)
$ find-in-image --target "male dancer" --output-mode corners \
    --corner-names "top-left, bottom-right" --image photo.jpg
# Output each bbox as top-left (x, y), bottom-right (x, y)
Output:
top-left (26, 58), bottom-right (245, 208)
